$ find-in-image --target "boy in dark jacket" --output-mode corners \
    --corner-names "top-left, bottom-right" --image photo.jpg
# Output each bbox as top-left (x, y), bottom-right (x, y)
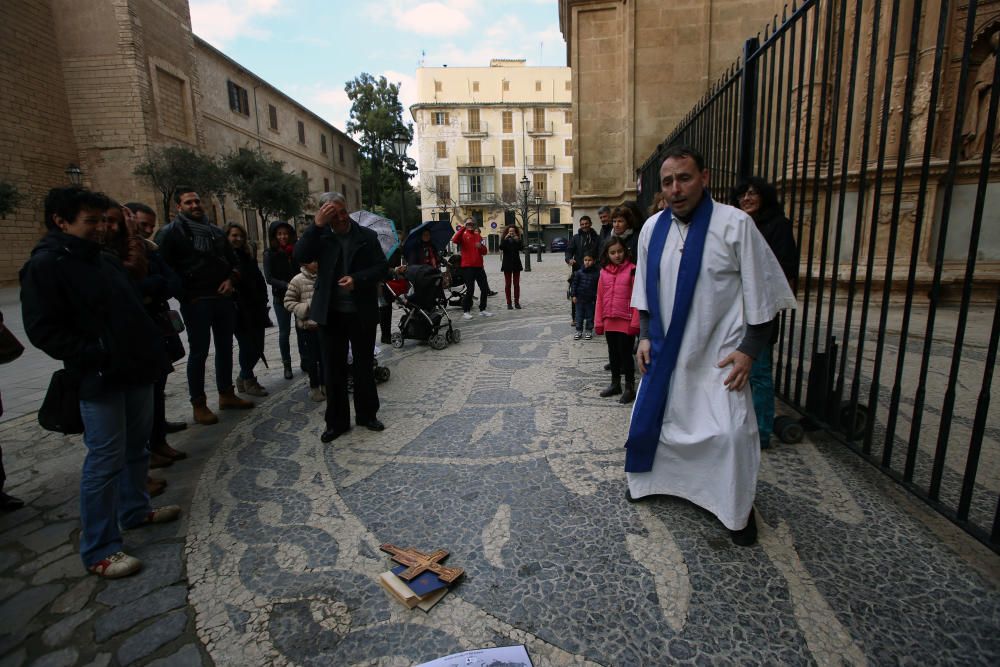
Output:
top-left (21, 186), bottom-right (180, 578)
top-left (570, 252), bottom-right (600, 340)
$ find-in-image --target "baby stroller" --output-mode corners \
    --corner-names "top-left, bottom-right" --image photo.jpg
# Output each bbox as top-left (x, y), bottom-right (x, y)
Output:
top-left (385, 264), bottom-right (460, 350)
top-left (444, 253), bottom-right (467, 308)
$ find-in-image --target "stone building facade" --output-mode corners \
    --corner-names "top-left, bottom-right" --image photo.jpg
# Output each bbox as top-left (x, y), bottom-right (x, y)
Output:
top-left (0, 0), bottom-right (359, 283)
top-left (558, 0), bottom-right (783, 226)
top-left (195, 38), bottom-right (361, 245)
top-left (411, 60), bottom-right (573, 248)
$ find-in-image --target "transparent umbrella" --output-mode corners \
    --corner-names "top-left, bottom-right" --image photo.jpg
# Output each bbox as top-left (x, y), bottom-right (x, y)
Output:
top-left (350, 210), bottom-right (400, 258)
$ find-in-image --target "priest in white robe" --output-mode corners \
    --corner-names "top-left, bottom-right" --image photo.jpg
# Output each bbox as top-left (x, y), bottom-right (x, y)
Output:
top-left (626, 145), bottom-right (796, 546)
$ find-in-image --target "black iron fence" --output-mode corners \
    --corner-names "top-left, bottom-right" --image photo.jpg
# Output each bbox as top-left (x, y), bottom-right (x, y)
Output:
top-left (637, 0), bottom-right (1000, 552)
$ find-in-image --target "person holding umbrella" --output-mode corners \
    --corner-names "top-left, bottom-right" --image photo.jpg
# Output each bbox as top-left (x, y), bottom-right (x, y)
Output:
top-left (225, 223), bottom-right (270, 397)
top-left (294, 192), bottom-right (389, 442)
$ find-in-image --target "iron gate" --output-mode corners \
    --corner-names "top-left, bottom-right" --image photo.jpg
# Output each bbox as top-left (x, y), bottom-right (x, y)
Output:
top-left (637, 0), bottom-right (1000, 552)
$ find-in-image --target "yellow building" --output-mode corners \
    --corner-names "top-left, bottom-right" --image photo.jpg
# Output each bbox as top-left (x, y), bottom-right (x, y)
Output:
top-left (411, 60), bottom-right (573, 247)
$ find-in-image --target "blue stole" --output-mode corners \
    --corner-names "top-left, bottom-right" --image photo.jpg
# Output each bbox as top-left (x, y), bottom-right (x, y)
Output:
top-left (624, 194), bottom-right (714, 473)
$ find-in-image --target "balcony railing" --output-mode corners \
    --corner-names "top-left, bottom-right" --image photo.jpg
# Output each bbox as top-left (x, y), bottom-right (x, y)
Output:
top-left (458, 191), bottom-right (498, 205)
top-left (526, 155), bottom-right (555, 169)
top-left (498, 190), bottom-right (559, 206)
top-left (526, 121), bottom-right (553, 135)
top-left (461, 122), bottom-right (488, 137)
top-left (457, 155), bottom-right (495, 168)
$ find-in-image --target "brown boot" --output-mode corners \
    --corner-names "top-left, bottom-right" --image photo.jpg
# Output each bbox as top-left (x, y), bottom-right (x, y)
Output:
top-left (219, 387), bottom-right (254, 410)
top-left (151, 441), bottom-right (187, 461)
top-left (148, 451), bottom-right (173, 469)
top-left (192, 396), bottom-right (219, 425)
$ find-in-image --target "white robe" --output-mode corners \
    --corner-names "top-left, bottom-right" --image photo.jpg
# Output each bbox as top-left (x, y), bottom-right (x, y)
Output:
top-left (627, 201), bottom-right (797, 530)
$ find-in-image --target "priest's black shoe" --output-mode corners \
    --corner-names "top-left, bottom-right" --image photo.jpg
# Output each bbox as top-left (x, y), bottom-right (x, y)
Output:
top-left (487, 290), bottom-right (498, 297)
top-left (164, 420), bottom-right (187, 434)
top-left (603, 362), bottom-right (612, 371)
top-left (625, 488), bottom-right (642, 503)
top-left (321, 427), bottom-right (350, 443)
top-left (357, 418), bottom-right (385, 432)
top-left (730, 508), bottom-right (758, 547)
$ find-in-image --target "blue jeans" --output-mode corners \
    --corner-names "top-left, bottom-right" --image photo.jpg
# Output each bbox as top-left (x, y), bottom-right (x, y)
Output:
top-left (78, 384), bottom-right (153, 567)
top-left (575, 300), bottom-right (595, 332)
top-left (750, 344), bottom-right (775, 447)
top-left (271, 292), bottom-right (303, 367)
top-left (180, 297), bottom-right (236, 400)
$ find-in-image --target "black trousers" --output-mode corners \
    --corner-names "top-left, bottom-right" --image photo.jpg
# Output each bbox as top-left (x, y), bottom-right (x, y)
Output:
top-left (151, 375), bottom-right (168, 446)
top-left (321, 313), bottom-right (379, 431)
top-left (462, 266), bottom-right (489, 312)
top-left (299, 327), bottom-right (324, 388)
top-left (606, 331), bottom-right (636, 381)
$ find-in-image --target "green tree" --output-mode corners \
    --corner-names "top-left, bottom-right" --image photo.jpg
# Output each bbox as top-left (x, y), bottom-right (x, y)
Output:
top-left (134, 146), bottom-right (225, 219)
top-left (0, 181), bottom-right (23, 219)
top-left (345, 73), bottom-right (414, 210)
top-left (222, 148), bottom-right (311, 239)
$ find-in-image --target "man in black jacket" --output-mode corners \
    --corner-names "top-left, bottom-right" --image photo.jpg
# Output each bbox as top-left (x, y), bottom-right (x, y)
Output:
top-left (155, 188), bottom-right (253, 425)
top-left (21, 186), bottom-right (180, 578)
top-left (295, 192), bottom-right (389, 442)
top-left (565, 215), bottom-right (602, 320)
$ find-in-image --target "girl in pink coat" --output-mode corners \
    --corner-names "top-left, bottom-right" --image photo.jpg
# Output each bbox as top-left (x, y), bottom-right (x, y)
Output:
top-left (594, 236), bottom-right (640, 404)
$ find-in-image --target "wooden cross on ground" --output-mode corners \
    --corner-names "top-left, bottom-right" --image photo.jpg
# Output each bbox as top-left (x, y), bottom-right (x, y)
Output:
top-left (380, 544), bottom-right (464, 583)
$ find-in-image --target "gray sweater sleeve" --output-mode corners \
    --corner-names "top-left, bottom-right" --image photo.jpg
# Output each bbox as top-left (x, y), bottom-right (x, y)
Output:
top-left (638, 311), bottom-right (774, 359)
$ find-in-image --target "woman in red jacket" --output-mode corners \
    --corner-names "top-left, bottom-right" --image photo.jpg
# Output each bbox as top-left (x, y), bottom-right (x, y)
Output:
top-left (594, 236), bottom-right (640, 404)
top-left (451, 218), bottom-right (493, 319)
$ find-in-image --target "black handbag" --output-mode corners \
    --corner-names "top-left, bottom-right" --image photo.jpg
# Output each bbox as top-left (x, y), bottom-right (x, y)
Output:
top-left (38, 369), bottom-right (84, 435)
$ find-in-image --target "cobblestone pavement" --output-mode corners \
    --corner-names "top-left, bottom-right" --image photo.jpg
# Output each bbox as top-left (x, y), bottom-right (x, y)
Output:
top-left (2, 254), bottom-right (999, 666)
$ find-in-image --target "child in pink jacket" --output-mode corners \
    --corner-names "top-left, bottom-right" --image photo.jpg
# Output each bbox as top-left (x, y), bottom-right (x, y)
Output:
top-left (594, 236), bottom-right (640, 404)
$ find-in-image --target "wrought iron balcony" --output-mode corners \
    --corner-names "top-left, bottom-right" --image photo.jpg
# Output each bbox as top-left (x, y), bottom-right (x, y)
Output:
top-left (458, 191), bottom-right (498, 205)
top-left (526, 121), bottom-right (553, 136)
top-left (461, 122), bottom-right (488, 137)
top-left (457, 155), bottom-right (495, 168)
top-left (525, 155), bottom-right (555, 170)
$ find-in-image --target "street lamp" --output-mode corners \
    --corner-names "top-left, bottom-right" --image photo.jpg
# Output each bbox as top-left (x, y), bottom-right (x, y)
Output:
top-left (520, 176), bottom-right (532, 272)
top-left (65, 164), bottom-right (82, 186)
top-left (391, 133), bottom-right (409, 234)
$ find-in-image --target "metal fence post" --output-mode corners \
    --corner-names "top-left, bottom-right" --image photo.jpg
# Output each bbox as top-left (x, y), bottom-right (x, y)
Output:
top-left (737, 38), bottom-right (760, 182)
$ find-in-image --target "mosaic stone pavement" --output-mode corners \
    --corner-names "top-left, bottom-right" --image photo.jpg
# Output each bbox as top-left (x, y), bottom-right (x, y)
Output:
top-left (183, 258), bottom-right (1000, 666)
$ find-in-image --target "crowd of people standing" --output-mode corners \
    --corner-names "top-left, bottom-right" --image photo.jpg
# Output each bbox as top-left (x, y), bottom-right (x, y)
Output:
top-left (6, 144), bottom-right (798, 580)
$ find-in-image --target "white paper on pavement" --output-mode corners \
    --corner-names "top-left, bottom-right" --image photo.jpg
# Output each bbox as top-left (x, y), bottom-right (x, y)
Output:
top-left (414, 645), bottom-right (533, 667)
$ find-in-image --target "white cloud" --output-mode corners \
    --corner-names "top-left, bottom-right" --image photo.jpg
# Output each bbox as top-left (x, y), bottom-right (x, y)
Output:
top-left (189, 0), bottom-right (283, 47)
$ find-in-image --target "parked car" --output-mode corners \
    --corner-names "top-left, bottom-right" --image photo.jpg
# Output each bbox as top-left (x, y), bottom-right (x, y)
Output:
top-left (527, 242), bottom-right (545, 253)
top-left (549, 237), bottom-right (569, 253)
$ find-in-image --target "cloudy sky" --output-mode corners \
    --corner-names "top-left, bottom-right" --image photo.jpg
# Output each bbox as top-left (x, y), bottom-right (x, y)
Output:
top-left (190, 0), bottom-right (567, 140)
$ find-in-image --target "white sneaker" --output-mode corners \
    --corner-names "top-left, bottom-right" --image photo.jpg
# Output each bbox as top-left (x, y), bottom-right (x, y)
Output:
top-left (462, 312), bottom-right (474, 320)
top-left (480, 310), bottom-right (494, 317)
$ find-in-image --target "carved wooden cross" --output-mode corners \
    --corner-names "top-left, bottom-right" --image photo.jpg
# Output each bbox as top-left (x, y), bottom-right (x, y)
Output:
top-left (379, 543), bottom-right (464, 583)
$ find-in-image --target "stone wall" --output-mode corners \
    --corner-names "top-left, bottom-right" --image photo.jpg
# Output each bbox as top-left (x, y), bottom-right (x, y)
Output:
top-left (0, 1), bottom-right (83, 282)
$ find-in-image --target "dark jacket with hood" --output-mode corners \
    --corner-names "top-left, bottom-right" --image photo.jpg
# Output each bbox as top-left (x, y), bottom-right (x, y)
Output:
top-left (262, 220), bottom-right (299, 297)
top-left (20, 231), bottom-right (169, 399)
top-left (293, 221), bottom-right (388, 326)
top-left (154, 213), bottom-right (238, 302)
top-left (232, 246), bottom-right (271, 332)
